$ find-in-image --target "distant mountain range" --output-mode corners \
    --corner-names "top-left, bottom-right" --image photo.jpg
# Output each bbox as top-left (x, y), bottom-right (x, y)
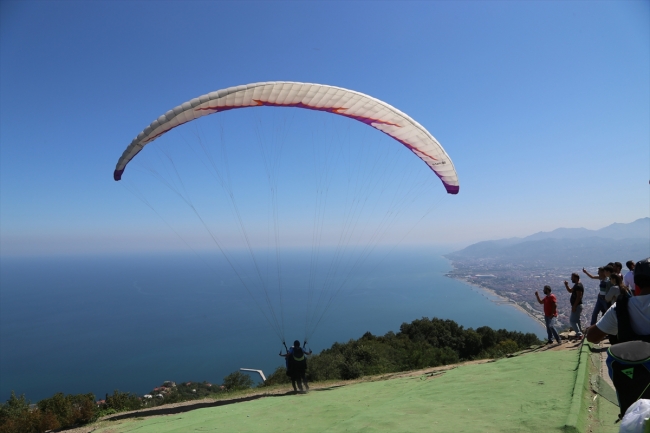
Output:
top-left (446, 218), bottom-right (649, 267)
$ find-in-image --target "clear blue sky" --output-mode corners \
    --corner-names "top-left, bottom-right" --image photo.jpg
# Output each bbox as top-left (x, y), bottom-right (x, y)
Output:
top-left (1, 0), bottom-right (648, 256)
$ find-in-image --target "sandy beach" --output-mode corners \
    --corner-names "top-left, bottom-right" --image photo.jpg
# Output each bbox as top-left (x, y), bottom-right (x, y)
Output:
top-left (445, 273), bottom-right (546, 331)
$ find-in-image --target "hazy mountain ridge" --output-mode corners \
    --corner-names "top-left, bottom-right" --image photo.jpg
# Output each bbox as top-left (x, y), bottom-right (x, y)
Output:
top-left (522, 217), bottom-right (649, 241)
top-left (447, 218), bottom-right (649, 266)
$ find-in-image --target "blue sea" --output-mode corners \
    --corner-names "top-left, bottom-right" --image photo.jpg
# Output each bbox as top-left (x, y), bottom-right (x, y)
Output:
top-left (0, 248), bottom-right (544, 402)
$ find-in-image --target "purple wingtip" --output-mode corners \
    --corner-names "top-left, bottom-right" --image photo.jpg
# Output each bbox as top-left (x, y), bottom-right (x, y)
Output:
top-left (445, 184), bottom-right (459, 195)
top-left (114, 170), bottom-right (123, 181)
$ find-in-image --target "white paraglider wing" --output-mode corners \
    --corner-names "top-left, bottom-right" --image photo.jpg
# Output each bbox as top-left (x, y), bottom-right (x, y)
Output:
top-left (114, 81), bottom-right (459, 194)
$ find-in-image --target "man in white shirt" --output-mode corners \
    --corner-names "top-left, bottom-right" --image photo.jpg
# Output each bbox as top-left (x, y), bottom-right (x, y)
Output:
top-left (587, 257), bottom-right (650, 343)
top-left (623, 260), bottom-right (636, 295)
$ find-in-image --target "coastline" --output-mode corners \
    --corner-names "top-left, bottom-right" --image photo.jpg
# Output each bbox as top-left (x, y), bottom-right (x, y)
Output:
top-left (443, 270), bottom-right (546, 331)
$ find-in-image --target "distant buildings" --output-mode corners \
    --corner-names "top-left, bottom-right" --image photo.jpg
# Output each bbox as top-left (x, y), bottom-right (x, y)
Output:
top-left (447, 260), bottom-right (598, 329)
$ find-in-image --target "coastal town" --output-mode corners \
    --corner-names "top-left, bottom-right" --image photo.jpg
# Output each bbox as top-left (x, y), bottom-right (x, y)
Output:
top-left (445, 258), bottom-right (607, 330)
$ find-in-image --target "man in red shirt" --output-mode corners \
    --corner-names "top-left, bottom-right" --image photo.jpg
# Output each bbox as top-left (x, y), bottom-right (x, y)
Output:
top-left (535, 285), bottom-right (562, 345)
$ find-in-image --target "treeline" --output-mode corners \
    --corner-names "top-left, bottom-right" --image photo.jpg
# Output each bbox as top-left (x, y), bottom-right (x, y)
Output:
top-left (0, 389), bottom-right (152, 433)
top-left (0, 392), bottom-right (97, 433)
top-left (265, 317), bottom-right (541, 384)
top-left (0, 317), bottom-right (540, 433)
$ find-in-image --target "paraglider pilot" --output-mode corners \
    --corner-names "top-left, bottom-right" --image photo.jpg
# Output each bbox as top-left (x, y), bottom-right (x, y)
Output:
top-left (279, 340), bottom-right (312, 392)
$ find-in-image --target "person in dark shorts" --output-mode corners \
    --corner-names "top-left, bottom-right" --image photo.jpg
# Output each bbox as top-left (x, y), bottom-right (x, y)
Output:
top-left (535, 285), bottom-right (562, 344)
top-left (564, 273), bottom-right (584, 339)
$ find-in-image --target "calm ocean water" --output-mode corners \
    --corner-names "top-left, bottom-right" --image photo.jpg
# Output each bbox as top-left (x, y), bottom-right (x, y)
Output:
top-left (0, 248), bottom-right (543, 402)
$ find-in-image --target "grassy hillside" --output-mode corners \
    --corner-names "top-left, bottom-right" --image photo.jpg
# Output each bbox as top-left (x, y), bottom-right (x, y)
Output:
top-left (82, 343), bottom-right (618, 433)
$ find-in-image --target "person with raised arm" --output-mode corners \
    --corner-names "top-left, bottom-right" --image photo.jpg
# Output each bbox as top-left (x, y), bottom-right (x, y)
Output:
top-left (564, 273), bottom-right (584, 340)
top-left (583, 265), bottom-right (612, 325)
top-left (588, 258), bottom-right (650, 421)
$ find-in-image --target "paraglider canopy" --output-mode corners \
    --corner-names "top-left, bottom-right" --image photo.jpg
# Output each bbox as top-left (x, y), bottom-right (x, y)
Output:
top-left (114, 81), bottom-right (461, 345)
top-left (114, 81), bottom-right (459, 194)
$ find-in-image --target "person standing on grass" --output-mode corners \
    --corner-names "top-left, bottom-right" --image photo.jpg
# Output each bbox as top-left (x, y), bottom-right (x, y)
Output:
top-left (564, 273), bottom-right (584, 339)
top-left (583, 265), bottom-right (612, 325)
top-left (280, 340), bottom-right (312, 393)
top-left (288, 340), bottom-right (311, 393)
top-left (535, 285), bottom-right (562, 345)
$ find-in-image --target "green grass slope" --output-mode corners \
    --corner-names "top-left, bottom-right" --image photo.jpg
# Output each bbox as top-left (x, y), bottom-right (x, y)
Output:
top-left (90, 346), bottom-right (593, 433)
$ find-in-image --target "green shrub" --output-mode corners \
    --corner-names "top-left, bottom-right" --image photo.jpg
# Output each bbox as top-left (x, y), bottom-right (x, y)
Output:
top-left (37, 392), bottom-right (96, 427)
top-left (306, 351), bottom-right (344, 381)
top-left (222, 372), bottom-right (254, 391)
top-left (0, 392), bottom-right (39, 433)
top-left (262, 366), bottom-right (291, 386)
top-left (96, 407), bottom-right (118, 418)
top-left (104, 390), bottom-right (141, 412)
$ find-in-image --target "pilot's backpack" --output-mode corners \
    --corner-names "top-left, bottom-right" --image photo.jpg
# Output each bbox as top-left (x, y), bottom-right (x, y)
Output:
top-left (292, 346), bottom-right (305, 360)
top-left (606, 341), bottom-right (650, 418)
top-left (286, 347), bottom-right (305, 375)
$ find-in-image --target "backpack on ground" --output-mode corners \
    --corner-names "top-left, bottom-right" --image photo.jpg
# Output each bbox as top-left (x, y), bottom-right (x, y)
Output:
top-left (606, 341), bottom-right (650, 418)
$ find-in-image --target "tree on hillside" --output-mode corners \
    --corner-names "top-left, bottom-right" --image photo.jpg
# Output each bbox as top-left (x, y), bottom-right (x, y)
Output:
top-left (222, 372), bottom-right (254, 391)
top-left (0, 391), bottom-right (38, 433)
top-left (300, 317), bottom-right (541, 383)
top-left (263, 367), bottom-right (291, 386)
top-left (37, 392), bottom-right (96, 428)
